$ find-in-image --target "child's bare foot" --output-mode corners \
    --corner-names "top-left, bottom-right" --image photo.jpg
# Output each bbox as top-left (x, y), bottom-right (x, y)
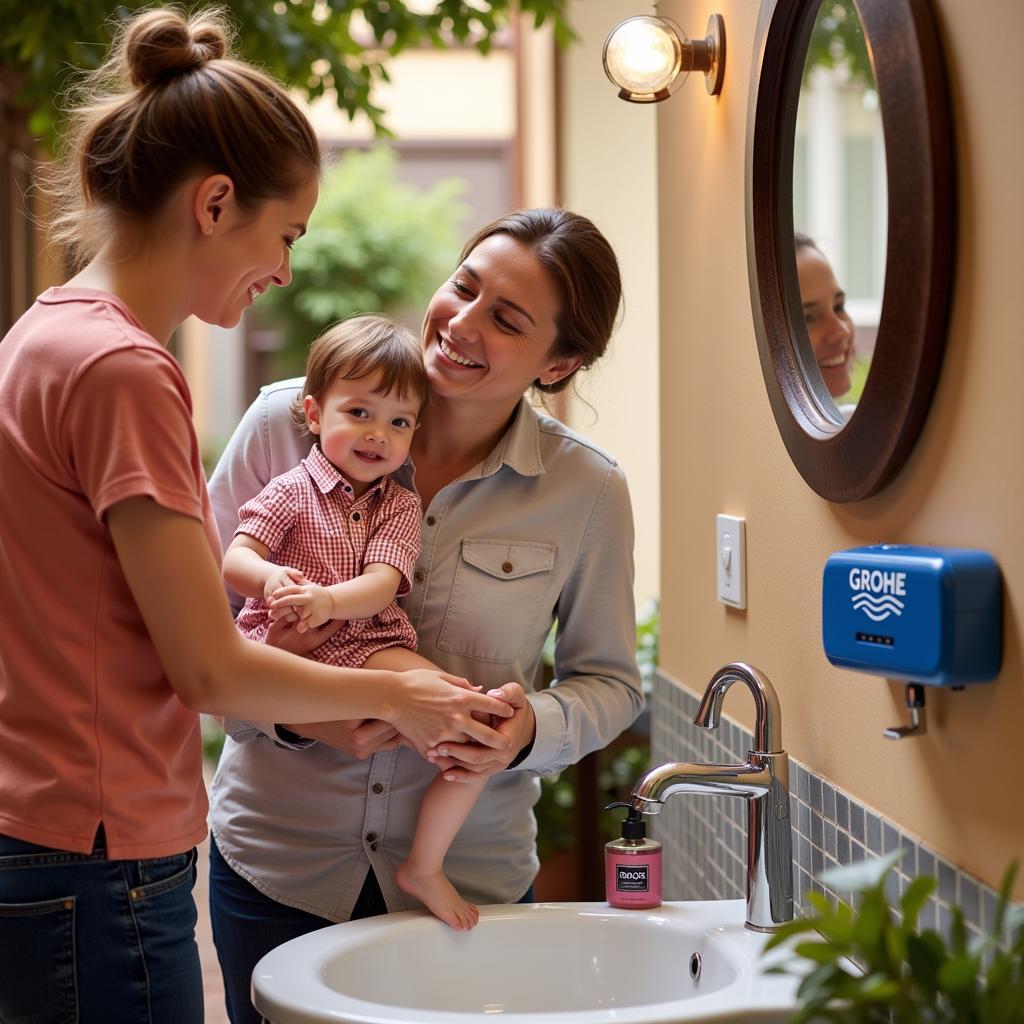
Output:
top-left (396, 861), bottom-right (480, 930)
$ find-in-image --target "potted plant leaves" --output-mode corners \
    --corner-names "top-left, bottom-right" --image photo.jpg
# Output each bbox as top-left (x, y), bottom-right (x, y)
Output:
top-left (765, 849), bottom-right (1024, 1022)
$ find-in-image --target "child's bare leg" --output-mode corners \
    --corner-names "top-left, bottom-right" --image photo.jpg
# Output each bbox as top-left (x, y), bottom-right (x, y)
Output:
top-left (397, 773), bottom-right (488, 929)
top-left (363, 647), bottom-right (492, 930)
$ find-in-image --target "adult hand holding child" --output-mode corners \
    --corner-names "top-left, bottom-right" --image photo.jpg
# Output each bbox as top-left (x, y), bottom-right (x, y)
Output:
top-left (426, 681), bottom-right (535, 782)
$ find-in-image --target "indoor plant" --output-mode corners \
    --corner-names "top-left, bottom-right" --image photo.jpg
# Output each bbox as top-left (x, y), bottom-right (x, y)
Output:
top-left (765, 849), bottom-right (1024, 1023)
top-left (533, 602), bottom-right (657, 895)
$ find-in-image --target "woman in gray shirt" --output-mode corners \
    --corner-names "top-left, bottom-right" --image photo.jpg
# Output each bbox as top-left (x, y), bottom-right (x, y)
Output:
top-left (208, 208), bottom-right (643, 1023)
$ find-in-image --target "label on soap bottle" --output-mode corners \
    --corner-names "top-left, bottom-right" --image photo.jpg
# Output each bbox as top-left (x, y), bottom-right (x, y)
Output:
top-left (616, 864), bottom-right (649, 892)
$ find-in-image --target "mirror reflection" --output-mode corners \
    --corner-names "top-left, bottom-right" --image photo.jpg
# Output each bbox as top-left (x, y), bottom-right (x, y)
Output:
top-left (792, 0), bottom-right (886, 422)
top-left (795, 233), bottom-right (856, 413)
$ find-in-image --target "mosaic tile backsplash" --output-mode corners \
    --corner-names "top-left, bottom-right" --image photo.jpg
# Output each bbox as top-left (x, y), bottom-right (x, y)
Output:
top-left (650, 669), bottom-right (1008, 944)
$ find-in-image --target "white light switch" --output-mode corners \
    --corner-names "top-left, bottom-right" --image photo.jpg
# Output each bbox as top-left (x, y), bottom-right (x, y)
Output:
top-left (716, 514), bottom-right (746, 609)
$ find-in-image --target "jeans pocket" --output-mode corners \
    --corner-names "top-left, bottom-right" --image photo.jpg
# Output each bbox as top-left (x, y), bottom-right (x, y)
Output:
top-left (0, 895), bottom-right (77, 1023)
top-left (127, 850), bottom-right (203, 1023)
top-left (130, 849), bottom-right (195, 902)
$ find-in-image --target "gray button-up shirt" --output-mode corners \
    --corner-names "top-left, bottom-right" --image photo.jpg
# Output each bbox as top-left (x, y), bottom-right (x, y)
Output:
top-left (208, 379), bottom-right (643, 920)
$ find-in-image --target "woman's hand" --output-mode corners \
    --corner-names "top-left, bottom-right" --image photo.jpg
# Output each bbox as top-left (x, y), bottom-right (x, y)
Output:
top-left (386, 671), bottom-right (515, 757)
top-left (281, 718), bottom-right (402, 758)
top-left (425, 683), bottom-right (536, 782)
top-left (264, 615), bottom-right (343, 656)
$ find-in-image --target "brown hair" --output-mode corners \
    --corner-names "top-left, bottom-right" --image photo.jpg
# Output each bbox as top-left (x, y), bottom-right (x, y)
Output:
top-left (289, 315), bottom-right (429, 435)
top-left (795, 231), bottom-right (820, 254)
top-left (47, 6), bottom-right (321, 264)
top-left (456, 208), bottom-right (622, 394)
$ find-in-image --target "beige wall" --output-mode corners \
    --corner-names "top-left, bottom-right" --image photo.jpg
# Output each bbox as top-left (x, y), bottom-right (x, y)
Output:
top-left (519, 19), bottom-right (557, 208)
top-left (307, 48), bottom-right (515, 140)
top-left (558, 0), bottom-right (660, 609)
top-left (657, 0), bottom-right (1024, 895)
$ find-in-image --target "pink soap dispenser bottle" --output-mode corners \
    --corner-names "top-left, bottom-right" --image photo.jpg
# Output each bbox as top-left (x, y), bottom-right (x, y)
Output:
top-left (604, 802), bottom-right (661, 909)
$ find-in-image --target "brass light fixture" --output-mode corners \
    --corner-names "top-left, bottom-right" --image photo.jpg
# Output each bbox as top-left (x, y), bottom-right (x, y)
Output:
top-left (602, 13), bottom-right (725, 103)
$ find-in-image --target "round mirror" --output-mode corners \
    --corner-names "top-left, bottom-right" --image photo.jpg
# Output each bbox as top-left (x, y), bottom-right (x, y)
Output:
top-left (746, 0), bottom-right (955, 501)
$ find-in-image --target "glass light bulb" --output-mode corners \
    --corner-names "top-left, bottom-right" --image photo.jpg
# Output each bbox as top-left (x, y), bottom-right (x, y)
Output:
top-left (603, 17), bottom-right (685, 98)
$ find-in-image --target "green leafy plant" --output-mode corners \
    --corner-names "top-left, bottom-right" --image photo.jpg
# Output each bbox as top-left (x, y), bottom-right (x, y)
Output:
top-left (804, 0), bottom-right (875, 90)
top-left (201, 713), bottom-right (226, 764)
top-left (634, 597), bottom-right (659, 692)
top-left (534, 602), bottom-right (657, 859)
top-left (1, 0), bottom-right (573, 149)
top-left (258, 146), bottom-right (466, 379)
top-left (534, 741), bottom-right (651, 860)
top-left (534, 768), bottom-right (576, 859)
top-left (765, 849), bottom-right (1024, 1023)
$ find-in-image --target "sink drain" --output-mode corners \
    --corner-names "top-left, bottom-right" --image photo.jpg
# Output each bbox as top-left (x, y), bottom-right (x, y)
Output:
top-left (689, 952), bottom-right (702, 981)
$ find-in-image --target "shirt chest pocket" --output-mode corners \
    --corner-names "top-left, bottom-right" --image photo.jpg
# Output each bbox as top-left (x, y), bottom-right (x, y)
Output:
top-left (437, 540), bottom-right (556, 663)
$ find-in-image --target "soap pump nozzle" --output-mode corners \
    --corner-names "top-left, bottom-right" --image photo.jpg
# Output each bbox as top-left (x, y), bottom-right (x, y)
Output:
top-left (604, 800), bottom-right (648, 840)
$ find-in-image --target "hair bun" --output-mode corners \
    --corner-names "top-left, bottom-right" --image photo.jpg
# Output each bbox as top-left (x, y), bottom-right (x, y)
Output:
top-left (122, 8), bottom-right (229, 88)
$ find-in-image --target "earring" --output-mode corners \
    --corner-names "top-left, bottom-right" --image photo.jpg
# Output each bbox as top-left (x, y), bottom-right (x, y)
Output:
top-left (204, 226), bottom-right (214, 236)
top-left (539, 377), bottom-right (555, 386)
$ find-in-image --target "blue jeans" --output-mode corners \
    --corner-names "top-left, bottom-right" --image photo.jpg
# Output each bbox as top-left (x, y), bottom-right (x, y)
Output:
top-left (209, 837), bottom-right (536, 1024)
top-left (0, 829), bottom-right (202, 1024)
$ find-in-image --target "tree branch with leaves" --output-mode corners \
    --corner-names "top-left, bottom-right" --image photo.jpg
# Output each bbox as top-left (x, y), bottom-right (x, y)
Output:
top-left (0, 0), bottom-right (573, 150)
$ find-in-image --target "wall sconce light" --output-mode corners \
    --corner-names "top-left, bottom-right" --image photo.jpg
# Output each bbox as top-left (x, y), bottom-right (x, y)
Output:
top-left (602, 13), bottom-right (725, 102)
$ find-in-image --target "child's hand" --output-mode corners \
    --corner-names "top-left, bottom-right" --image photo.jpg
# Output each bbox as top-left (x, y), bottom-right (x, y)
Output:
top-left (268, 582), bottom-right (335, 633)
top-left (263, 565), bottom-right (305, 605)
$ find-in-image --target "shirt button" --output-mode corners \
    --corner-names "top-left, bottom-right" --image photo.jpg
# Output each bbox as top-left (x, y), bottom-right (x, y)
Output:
top-left (502, 561), bottom-right (514, 573)
top-left (365, 832), bottom-right (378, 843)
top-left (370, 842), bottom-right (380, 852)
top-left (372, 783), bottom-right (384, 794)
top-left (352, 512), bottom-right (361, 522)
top-left (426, 516), bottom-right (436, 526)
top-left (413, 569), bottom-right (425, 583)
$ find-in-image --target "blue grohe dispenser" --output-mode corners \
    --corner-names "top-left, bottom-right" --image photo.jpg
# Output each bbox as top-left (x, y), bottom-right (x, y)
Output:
top-left (822, 545), bottom-right (1001, 738)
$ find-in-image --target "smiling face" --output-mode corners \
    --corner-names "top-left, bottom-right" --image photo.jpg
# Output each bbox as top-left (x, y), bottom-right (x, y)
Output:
top-left (422, 234), bottom-right (582, 411)
top-left (304, 371), bottom-right (421, 497)
top-left (192, 172), bottom-right (319, 329)
top-left (796, 245), bottom-right (856, 399)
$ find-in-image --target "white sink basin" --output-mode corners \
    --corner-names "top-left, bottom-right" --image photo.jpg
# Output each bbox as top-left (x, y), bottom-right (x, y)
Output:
top-left (252, 899), bottom-right (800, 1023)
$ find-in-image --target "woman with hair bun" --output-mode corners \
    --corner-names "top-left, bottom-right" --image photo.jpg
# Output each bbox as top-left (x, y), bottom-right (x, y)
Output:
top-left (0, 9), bottom-right (511, 1022)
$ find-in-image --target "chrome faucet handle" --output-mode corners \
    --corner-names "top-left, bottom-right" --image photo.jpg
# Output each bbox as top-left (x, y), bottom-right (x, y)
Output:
top-left (694, 663), bottom-right (783, 754)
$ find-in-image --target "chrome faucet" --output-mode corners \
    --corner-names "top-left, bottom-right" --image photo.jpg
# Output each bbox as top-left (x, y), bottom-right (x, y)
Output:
top-left (631, 663), bottom-right (793, 931)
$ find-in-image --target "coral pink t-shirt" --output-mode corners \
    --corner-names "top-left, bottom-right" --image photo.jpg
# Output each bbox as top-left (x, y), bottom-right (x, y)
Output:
top-left (0, 287), bottom-right (219, 859)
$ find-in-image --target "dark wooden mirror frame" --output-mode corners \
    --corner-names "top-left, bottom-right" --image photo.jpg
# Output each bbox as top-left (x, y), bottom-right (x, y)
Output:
top-left (745, 0), bottom-right (955, 503)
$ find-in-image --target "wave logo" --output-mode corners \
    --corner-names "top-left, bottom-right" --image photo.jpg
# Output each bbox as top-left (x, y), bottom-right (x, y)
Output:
top-left (851, 591), bottom-right (905, 622)
top-left (848, 568), bottom-right (907, 622)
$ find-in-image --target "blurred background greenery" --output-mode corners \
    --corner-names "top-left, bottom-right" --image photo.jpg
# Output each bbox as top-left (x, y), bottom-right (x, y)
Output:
top-left (0, 0), bottom-right (572, 149)
top-left (259, 147), bottom-right (467, 380)
top-left (534, 600), bottom-right (657, 861)
top-left (805, 0), bottom-right (872, 88)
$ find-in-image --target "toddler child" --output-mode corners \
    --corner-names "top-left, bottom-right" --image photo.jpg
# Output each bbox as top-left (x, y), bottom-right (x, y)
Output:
top-left (222, 314), bottom-right (499, 930)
